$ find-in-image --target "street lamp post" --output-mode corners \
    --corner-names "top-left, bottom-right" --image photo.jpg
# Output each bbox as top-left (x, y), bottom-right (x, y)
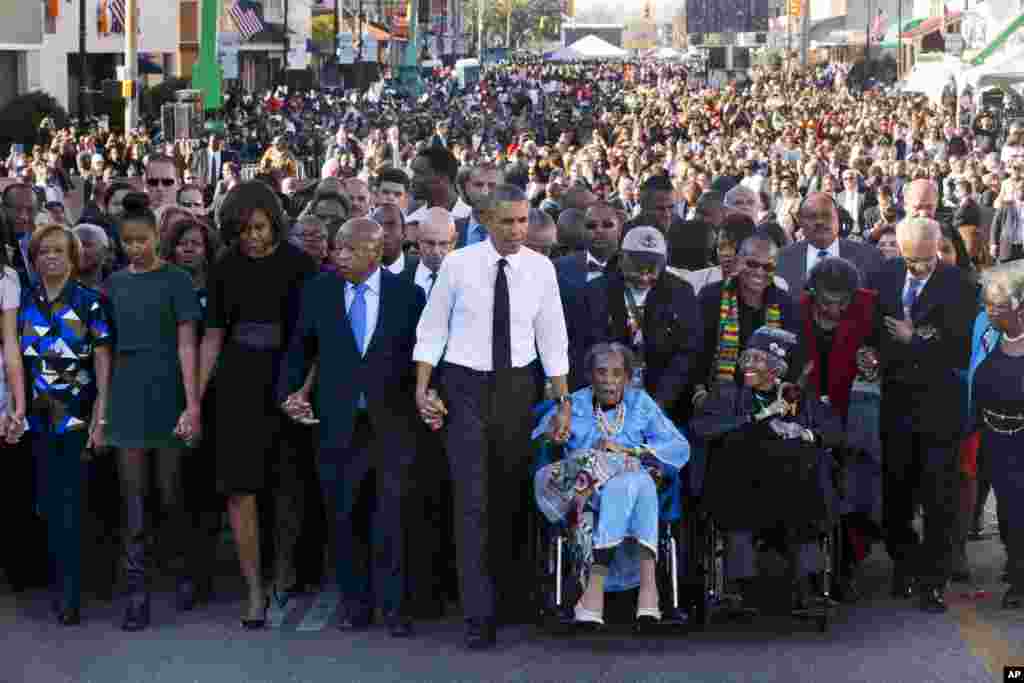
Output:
top-left (78, 0), bottom-right (87, 119)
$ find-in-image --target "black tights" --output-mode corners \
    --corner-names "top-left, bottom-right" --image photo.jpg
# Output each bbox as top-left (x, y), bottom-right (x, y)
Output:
top-left (117, 448), bottom-right (191, 595)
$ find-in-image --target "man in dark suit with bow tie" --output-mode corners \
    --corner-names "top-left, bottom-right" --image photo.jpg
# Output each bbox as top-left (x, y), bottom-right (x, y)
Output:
top-left (280, 218), bottom-right (425, 636)
top-left (865, 216), bottom-right (976, 613)
top-left (554, 202), bottom-right (622, 291)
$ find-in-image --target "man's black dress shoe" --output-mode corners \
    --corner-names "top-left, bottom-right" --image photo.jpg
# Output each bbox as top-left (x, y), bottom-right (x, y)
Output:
top-left (919, 586), bottom-right (947, 613)
top-left (177, 580), bottom-right (197, 612)
top-left (385, 612), bottom-right (413, 638)
top-left (891, 569), bottom-right (916, 599)
top-left (56, 607), bottom-right (81, 626)
top-left (465, 618), bottom-right (496, 650)
top-left (337, 605), bottom-right (372, 631)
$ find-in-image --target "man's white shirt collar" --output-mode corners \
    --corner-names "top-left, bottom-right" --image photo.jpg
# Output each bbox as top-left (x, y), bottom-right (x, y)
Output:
top-left (807, 239), bottom-right (840, 272)
top-left (386, 250), bottom-right (405, 275)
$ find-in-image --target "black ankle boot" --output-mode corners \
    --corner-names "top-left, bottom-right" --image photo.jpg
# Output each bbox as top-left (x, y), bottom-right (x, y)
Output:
top-left (122, 594), bottom-right (151, 631)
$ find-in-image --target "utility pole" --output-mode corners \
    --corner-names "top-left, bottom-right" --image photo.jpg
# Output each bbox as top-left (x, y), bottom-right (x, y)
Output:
top-left (125, 0), bottom-right (138, 131)
top-left (334, 0), bottom-right (340, 69)
top-left (283, 0), bottom-right (290, 82)
top-left (506, 0), bottom-right (512, 51)
top-left (799, 0), bottom-right (808, 67)
top-left (898, 0), bottom-right (902, 80)
top-left (477, 0), bottom-right (483, 58)
top-left (357, 0), bottom-right (364, 61)
top-left (78, 0), bottom-right (88, 118)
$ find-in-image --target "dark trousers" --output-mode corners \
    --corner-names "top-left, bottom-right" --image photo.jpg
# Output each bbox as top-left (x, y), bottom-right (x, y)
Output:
top-left (405, 428), bottom-right (455, 618)
top-left (440, 362), bottom-right (540, 623)
top-left (982, 429), bottom-right (1024, 586)
top-left (35, 430), bottom-right (89, 610)
top-left (881, 397), bottom-right (959, 588)
top-left (318, 415), bottom-right (409, 615)
top-left (1, 437), bottom-right (48, 591)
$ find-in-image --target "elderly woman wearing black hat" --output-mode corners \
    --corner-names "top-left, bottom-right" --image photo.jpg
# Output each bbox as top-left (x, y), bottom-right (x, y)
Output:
top-left (693, 326), bottom-right (844, 616)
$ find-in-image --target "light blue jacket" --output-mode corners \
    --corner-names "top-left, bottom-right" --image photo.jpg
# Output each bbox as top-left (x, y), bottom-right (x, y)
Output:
top-left (966, 310), bottom-right (1002, 432)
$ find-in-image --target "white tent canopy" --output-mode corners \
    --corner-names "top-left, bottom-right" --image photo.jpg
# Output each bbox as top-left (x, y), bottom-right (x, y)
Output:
top-left (546, 45), bottom-right (585, 62)
top-left (565, 34), bottom-right (629, 59)
top-left (897, 55), bottom-right (968, 104)
top-left (964, 45), bottom-right (1024, 90)
top-left (647, 47), bottom-right (682, 60)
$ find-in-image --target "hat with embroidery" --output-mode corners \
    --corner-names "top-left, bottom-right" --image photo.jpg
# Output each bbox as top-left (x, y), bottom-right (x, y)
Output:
top-left (621, 226), bottom-right (666, 257)
top-left (746, 327), bottom-right (798, 365)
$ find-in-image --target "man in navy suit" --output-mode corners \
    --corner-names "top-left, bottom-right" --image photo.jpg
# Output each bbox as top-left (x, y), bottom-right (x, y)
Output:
top-left (554, 202), bottom-right (623, 293)
top-left (280, 218), bottom-right (426, 636)
top-left (777, 192), bottom-right (884, 293)
top-left (865, 216), bottom-right (976, 614)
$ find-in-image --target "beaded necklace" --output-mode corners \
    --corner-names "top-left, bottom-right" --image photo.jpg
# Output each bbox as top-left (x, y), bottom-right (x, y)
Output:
top-left (594, 399), bottom-right (626, 437)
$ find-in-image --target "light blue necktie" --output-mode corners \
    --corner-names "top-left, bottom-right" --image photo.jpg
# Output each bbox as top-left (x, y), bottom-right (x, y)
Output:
top-left (350, 282), bottom-right (368, 409)
top-left (472, 223), bottom-right (488, 245)
top-left (350, 282), bottom-right (368, 355)
top-left (903, 278), bottom-right (923, 316)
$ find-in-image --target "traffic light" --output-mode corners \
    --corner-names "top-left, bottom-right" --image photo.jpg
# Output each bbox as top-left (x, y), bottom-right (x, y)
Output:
top-left (121, 80), bottom-right (136, 99)
top-left (642, 1), bottom-right (652, 20)
top-left (788, 0), bottom-right (802, 17)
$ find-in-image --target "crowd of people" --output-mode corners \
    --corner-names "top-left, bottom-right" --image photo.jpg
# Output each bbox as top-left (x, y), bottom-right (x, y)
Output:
top-left (0, 56), bottom-right (1022, 651)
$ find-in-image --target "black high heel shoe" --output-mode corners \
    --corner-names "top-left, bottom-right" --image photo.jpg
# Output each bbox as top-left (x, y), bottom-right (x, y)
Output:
top-left (240, 596), bottom-right (269, 630)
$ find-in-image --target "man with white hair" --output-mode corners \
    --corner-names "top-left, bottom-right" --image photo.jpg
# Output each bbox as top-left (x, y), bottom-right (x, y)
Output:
top-left (413, 207), bottom-right (456, 296)
top-left (723, 184), bottom-right (759, 222)
top-left (865, 215), bottom-right (977, 614)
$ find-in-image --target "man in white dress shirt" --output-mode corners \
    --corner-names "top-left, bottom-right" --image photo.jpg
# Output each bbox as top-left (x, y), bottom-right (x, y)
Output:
top-left (414, 185), bottom-right (571, 650)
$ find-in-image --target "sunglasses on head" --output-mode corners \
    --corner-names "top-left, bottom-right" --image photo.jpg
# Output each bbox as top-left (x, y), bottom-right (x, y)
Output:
top-left (146, 178), bottom-right (176, 187)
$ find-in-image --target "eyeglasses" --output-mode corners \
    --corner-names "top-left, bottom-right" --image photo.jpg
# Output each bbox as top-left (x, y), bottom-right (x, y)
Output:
top-left (147, 178), bottom-right (176, 187)
top-left (585, 220), bottom-right (618, 229)
top-left (904, 255), bottom-right (936, 267)
top-left (743, 260), bottom-right (777, 273)
top-left (180, 201), bottom-right (203, 209)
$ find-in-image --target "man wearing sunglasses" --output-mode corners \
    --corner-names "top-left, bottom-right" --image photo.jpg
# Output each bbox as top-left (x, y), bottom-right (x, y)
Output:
top-left (143, 154), bottom-right (180, 210)
top-left (776, 192), bottom-right (883, 294)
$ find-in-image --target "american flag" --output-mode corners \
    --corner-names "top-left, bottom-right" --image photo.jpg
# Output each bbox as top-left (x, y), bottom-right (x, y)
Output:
top-left (870, 8), bottom-right (886, 43)
top-left (109, 0), bottom-right (125, 33)
top-left (229, 0), bottom-right (265, 41)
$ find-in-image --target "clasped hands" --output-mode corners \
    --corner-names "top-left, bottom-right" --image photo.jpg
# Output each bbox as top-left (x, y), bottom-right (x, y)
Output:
top-left (282, 392), bottom-right (320, 425)
top-left (416, 389), bottom-right (447, 432)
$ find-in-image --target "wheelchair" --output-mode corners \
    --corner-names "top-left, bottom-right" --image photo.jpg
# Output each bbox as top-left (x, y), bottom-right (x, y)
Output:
top-left (686, 434), bottom-right (843, 634)
top-left (529, 414), bottom-right (693, 635)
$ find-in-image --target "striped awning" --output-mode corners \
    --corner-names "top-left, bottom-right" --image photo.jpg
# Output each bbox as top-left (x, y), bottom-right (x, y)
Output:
top-left (902, 11), bottom-right (962, 39)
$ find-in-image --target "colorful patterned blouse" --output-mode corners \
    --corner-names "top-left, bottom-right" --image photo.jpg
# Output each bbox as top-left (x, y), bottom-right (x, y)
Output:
top-left (19, 281), bottom-right (112, 434)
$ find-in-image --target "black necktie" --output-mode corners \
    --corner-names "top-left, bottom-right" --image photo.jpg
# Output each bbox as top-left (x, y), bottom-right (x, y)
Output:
top-left (493, 259), bottom-right (511, 372)
top-left (587, 261), bottom-right (604, 273)
top-left (427, 272), bottom-right (436, 297)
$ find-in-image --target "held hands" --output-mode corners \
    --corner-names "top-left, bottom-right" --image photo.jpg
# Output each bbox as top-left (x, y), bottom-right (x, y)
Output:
top-left (884, 316), bottom-right (915, 344)
top-left (174, 406), bottom-right (201, 447)
top-left (282, 391), bottom-right (319, 425)
top-left (416, 388), bottom-right (447, 432)
top-left (856, 346), bottom-right (880, 380)
top-left (2, 410), bottom-right (25, 445)
top-left (547, 402), bottom-right (572, 445)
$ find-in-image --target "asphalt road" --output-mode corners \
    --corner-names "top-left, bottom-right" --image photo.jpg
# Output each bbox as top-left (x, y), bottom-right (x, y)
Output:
top-left (2, 496), bottom-right (1021, 683)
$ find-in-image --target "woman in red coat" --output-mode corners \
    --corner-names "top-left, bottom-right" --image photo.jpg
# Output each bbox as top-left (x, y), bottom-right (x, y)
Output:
top-left (799, 257), bottom-right (880, 603)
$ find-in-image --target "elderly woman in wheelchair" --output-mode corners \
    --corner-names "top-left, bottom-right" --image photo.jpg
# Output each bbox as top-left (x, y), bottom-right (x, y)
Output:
top-left (532, 342), bottom-right (689, 629)
top-left (692, 327), bottom-right (843, 617)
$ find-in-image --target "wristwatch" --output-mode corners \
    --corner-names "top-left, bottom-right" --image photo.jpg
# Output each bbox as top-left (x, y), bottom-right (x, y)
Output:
top-left (556, 394), bottom-right (571, 407)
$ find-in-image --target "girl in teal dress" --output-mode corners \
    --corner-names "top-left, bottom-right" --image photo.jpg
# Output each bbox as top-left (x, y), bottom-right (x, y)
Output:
top-left (100, 198), bottom-right (202, 631)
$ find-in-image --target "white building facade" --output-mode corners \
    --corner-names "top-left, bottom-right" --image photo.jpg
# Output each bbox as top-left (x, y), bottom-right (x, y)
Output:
top-left (0, 2), bottom-right (44, 110)
top-left (27, 0), bottom-right (180, 114)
